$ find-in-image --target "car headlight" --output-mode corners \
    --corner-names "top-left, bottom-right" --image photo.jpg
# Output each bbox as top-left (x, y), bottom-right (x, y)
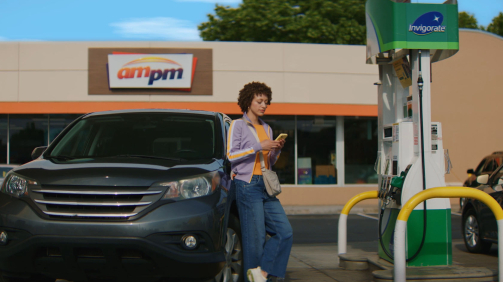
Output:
top-left (2, 174), bottom-right (37, 198)
top-left (157, 172), bottom-right (220, 201)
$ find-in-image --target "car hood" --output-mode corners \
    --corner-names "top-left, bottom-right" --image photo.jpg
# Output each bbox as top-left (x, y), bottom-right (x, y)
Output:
top-left (11, 158), bottom-right (223, 187)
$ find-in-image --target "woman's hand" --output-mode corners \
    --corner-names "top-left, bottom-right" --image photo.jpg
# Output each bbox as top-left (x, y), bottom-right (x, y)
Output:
top-left (260, 139), bottom-right (281, 151)
top-left (277, 139), bottom-right (285, 150)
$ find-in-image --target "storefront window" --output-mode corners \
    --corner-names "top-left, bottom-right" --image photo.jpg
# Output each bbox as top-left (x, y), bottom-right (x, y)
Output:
top-left (297, 116), bottom-right (337, 185)
top-left (261, 116), bottom-right (295, 184)
top-left (0, 115), bottom-right (7, 164)
top-left (9, 115), bottom-right (49, 165)
top-left (344, 117), bottom-right (378, 184)
top-left (49, 114), bottom-right (82, 143)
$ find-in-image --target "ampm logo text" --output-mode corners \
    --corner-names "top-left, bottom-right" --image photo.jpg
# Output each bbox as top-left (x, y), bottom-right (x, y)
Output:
top-left (108, 54), bottom-right (194, 89)
top-left (117, 57), bottom-right (183, 85)
top-left (409, 11), bottom-right (445, 35)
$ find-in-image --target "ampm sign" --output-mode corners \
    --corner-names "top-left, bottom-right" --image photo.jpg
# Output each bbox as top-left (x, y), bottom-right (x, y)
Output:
top-left (107, 54), bottom-right (194, 89)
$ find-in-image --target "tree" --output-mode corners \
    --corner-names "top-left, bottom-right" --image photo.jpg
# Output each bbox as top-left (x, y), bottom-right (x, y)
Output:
top-left (487, 12), bottom-right (503, 37)
top-left (198, 0), bottom-right (366, 45)
top-left (458, 11), bottom-right (478, 29)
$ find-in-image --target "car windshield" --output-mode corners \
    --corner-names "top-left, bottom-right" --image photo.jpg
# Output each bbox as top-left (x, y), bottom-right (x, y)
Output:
top-left (493, 165), bottom-right (503, 181)
top-left (48, 113), bottom-right (220, 161)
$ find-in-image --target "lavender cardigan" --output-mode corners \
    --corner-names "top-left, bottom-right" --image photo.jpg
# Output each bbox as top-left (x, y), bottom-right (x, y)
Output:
top-left (226, 113), bottom-right (281, 183)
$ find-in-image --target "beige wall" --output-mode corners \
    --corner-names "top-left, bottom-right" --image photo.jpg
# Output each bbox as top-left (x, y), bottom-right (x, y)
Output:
top-left (277, 186), bottom-right (459, 209)
top-left (278, 186), bottom-right (378, 206)
top-left (0, 41), bottom-right (378, 105)
top-left (432, 30), bottom-right (503, 184)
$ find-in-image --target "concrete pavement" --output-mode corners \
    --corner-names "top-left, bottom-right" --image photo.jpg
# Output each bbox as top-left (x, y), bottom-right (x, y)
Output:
top-left (285, 239), bottom-right (499, 282)
top-left (286, 243), bottom-right (374, 281)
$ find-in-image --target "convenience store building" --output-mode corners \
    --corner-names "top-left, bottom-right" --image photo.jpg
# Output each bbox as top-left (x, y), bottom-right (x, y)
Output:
top-left (0, 29), bottom-right (502, 209)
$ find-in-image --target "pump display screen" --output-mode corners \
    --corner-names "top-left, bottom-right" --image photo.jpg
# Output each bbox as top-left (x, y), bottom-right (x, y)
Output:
top-left (384, 127), bottom-right (393, 138)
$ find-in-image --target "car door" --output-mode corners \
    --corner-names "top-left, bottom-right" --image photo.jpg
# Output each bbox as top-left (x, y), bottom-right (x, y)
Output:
top-left (478, 165), bottom-right (503, 240)
top-left (220, 114), bottom-right (232, 190)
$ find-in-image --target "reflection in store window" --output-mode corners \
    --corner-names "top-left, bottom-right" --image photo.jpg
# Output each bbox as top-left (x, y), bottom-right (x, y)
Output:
top-left (345, 117), bottom-right (378, 184)
top-left (297, 116), bottom-right (337, 185)
top-left (0, 115), bottom-right (7, 164)
top-left (228, 115), bottom-right (295, 184)
top-left (9, 115), bottom-right (49, 165)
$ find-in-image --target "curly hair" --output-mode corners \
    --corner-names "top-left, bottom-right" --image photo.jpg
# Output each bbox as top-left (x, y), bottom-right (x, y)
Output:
top-left (237, 82), bottom-right (272, 113)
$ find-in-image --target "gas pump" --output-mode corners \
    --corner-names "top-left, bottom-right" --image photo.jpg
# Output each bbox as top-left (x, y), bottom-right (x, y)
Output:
top-left (366, 0), bottom-right (459, 266)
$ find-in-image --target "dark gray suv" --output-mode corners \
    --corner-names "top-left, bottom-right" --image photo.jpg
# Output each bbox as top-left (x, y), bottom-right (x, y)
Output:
top-left (0, 109), bottom-right (242, 282)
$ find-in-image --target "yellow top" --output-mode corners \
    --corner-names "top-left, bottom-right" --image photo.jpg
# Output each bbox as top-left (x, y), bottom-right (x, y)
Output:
top-left (253, 125), bottom-right (270, 175)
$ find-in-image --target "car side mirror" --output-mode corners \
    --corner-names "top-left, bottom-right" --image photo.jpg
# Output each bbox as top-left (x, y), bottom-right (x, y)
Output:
top-left (477, 174), bottom-right (489, 185)
top-left (31, 146), bottom-right (47, 160)
top-left (467, 169), bottom-right (474, 174)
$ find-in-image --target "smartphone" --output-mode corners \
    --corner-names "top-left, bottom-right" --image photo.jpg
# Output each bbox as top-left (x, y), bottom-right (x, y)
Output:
top-left (275, 133), bottom-right (288, 141)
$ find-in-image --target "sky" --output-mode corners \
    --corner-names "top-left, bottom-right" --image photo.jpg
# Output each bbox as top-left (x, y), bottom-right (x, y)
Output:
top-left (0, 0), bottom-right (501, 42)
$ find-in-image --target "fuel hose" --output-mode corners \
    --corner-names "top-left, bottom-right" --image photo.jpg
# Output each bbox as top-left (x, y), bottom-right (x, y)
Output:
top-left (378, 50), bottom-right (427, 262)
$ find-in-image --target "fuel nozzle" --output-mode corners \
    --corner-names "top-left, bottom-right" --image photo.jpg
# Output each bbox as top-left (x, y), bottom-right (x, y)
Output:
top-left (390, 171), bottom-right (407, 205)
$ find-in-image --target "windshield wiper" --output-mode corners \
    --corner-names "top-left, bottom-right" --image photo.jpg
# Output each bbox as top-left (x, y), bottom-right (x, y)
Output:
top-left (112, 155), bottom-right (185, 162)
top-left (44, 155), bottom-right (78, 161)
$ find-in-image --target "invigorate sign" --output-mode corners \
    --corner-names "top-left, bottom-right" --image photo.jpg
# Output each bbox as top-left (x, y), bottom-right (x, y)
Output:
top-left (365, 0), bottom-right (459, 64)
top-left (409, 12), bottom-right (446, 35)
top-left (108, 54), bottom-right (194, 89)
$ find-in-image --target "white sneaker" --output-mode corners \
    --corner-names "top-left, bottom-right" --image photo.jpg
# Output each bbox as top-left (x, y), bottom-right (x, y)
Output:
top-left (247, 266), bottom-right (267, 282)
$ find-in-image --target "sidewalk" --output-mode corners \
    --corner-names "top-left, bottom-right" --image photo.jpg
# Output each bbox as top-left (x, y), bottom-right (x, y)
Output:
top-left (286, 243), bottom-right (373, 281)
top-left (285, 239), bottom-right (498, 281)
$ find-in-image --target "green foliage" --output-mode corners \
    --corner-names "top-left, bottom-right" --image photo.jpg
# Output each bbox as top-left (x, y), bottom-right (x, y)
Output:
top-left (487, 12), bottom-right (503, 37)
top-left (199, 1), bottom-right (502, 43)
top-left (198, 0), bottom-right (366, 45)
top-left (458, 11), bottom-right (478, 29)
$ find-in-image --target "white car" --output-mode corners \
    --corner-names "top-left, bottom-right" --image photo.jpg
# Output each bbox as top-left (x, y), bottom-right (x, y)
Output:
top-left (0, 165), bottom-right (19, 186)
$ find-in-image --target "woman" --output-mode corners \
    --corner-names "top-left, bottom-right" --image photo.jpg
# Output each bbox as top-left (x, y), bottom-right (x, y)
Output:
top-left (227, 82), bottom-right (293, 282)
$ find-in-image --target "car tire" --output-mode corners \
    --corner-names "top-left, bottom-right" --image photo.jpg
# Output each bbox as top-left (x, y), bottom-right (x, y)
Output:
top-left (214, 214), bottom-right (243, 282)
top-left (462, 209), bottom-right (492, 253)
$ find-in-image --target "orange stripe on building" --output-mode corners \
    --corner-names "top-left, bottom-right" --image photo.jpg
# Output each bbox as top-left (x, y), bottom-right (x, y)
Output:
top-left (0, 102), bottom-right (377, 116)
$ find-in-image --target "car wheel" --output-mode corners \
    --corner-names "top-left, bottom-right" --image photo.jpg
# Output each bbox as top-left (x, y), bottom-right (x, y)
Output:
top-left (214, 214), bottom-right (243, 282)
top-left (463, 209), bottom-right (492, 253)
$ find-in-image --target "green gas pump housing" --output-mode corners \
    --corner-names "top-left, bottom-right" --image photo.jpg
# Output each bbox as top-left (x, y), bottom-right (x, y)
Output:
top-left (367, 0), bottom-right (459, 267)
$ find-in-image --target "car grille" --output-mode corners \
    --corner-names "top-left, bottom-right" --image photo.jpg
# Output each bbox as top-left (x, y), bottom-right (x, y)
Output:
top-left (30, 185), bottom-right (165, 219)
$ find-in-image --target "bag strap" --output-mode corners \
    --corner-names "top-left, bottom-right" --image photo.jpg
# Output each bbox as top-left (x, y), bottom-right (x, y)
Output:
top-left (242, 118), bottom-right (267, 172)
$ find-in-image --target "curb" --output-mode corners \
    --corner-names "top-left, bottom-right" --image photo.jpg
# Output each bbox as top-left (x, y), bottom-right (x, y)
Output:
top-left (283, 205), bottom-right (379, 215)
top-left (283, 205), bottom-right (461, 215)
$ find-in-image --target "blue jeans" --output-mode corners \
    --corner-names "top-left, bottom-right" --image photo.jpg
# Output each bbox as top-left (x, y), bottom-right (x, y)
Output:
top-left (234, 175), bottom-right (293, 280)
